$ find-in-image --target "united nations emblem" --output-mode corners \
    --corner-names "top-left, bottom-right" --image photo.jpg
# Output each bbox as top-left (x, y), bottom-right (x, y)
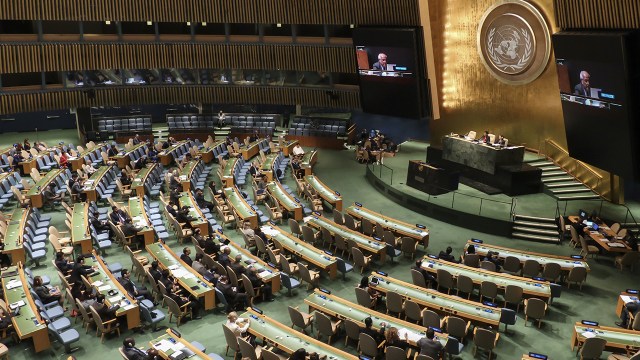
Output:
top-left (478, 0), bottom-right (551, 85)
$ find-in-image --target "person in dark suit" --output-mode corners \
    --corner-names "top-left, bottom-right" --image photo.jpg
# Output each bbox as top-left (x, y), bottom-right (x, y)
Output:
top-left (118, 269), bottom-right (154, 302)
top-left (246, 266), bottom-right (274, 301)
top-left (90, 211), bottom-right (113, 238)
top-left (479, 130), bottom-right (491, 144)
top-left (43, 183), bottom-right (63, 206)
top-left (122, 218), bottom-right (145, 248)
top-left (160, 269), bottom-right (202, 319)
top-left (69, 173), bottom-right (86, 202)
top-left (216, 275), bottom-right (248, 312)
top-left (574, 70), bottom-right (591, 96)
top-left (122, 337), bottom-right (149, 360)
top-left (169, 188), bottom-right (181, 207)
top-left (218, 246), bottom-right (232, 268)
top-left (91, 294), bottom-right (119, 321)
top-left (107, 145), bottom-right (119, 157)
top-left (55, 251), bottom-right (74, 274)
top-left (165, 201), bottom-right (178, 218)
top-left (148, 261), bottom-right (162, 283)
top-left (194, 188), bottom-right (214, 212)
top-left (617, 299), bottom-right (640, 328)
top-left (69, 255), bottom-right (95, 284)
top-left (494, 134), bottom-right (507, 146)
top-left (120, 172), bottom-right (132, 186)
top-left (359, 317), bottom-right (385, 344)
top-left (132, 134), bottom-right (141, 145)
top-left (438, 246), bottom-right (458, 263)
top-left (176, 206), bottom-right (195, 229)
top-left (180, 247), bottom-right (193, 267)
top-left (34, 276), bottom-right (63, 306)
top-left (483, 251), bottom-right (502, 272)
top-left (228, 255), bottom-right (246, 277)
top-left (372, 53), bottom-right (388, 71)
top-left (203, 235), bottom-right (220, 256)
top-left (192, 228), bottom-right (205, 248)
top-left (110, 206), bottom-right (130, 225)
top-left (411, 260), bottom-right (436, 288)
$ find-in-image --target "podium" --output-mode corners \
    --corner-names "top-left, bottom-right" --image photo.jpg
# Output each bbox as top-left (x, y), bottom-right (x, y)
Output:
top-left (406, 160), bottom-right (459, 195)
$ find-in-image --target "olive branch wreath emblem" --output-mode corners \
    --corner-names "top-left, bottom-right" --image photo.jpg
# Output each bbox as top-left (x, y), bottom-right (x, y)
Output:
top-left (486, 27), bottom-right (533, 72)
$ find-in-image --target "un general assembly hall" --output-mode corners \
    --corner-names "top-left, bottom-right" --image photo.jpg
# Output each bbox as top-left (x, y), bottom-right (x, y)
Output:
top-left (1, 0), bottom-right (640, 359)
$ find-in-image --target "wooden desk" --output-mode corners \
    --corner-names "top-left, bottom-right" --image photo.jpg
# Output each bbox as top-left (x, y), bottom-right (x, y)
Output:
top-left (304, 175), bottom-right (342, 211)
top-left (347, 203), bottom-right (429, 247)
top-left (82, 165), bottom-right (113, 202)
top-left (262, 224), bottom-right (338, 279)
top-left (306, 214), bottom-right (386, 261)
top-left (1, 264), bottom-right (50, 352)
top-left (421, 257), bottom-right (552, 301)
top-left (260, 153), bottom-right (279, 182)
top-left (2, 207), bottom-right (28, 264)
top-left (112, 143), bottom-right (147, 168)
top-left (568, 216), bottom-right (631, 253)
top-left (149, 329), bottom-right (212, 359)
top-left (131, 163), bottom-right (158, 197)
top-left (467, 240), bottom-right (590, 272)
top-left (305, 289), bottom-right (449, 348)
top-left (241, 139), bottom-right (265, 160)
top-left (281, 140), bottom-right (298, 157)
top-left (159, 140), bottom-right (190, 166)
top-left (220, 157), bottom-right (238, 188)
top-left (369, 273), bottom-right (502, 327)
top-left (146, 243), bottom-right (215, 310)
top-left (128, 196), bottom-right (156, 246)
top-left (180, 160), bottom-right (200, 192)
top-left (223, 187), bottom-right (258, 228)
top-left (19, 158), bottom-right (38, 175)
top-left (84, 252), bottom-right (141, 329)
top-left (200, 140), bottom-right (224, 164)
top-left (71, 203), bottom-right (93, 253)
top-left (571, 322), bottom-right (640, 352)
top-left (266, 181), bottom-right (302, 221)
top-left (300, 150), bottom-right (317, 175)
top-left (178, 192), bottom-right (210, 236)
top-left (26, 169), bottom-right (63, 208)
top-left (241, 308), bottom-right (357, 360)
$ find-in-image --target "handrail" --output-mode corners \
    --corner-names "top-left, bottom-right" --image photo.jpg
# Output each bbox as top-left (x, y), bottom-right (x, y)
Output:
top-left (368, 162), bottom-right (394, 185)
top-left (545, 139), bottom-right (603, 180)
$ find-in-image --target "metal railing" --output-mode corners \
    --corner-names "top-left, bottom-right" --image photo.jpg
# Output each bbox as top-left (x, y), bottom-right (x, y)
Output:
top-left (367, 163), bottom-right (516, 221)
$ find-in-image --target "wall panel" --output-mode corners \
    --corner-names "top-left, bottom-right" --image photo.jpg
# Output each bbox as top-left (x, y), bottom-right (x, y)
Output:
top-left (555, 0), bottom-right (640, 29)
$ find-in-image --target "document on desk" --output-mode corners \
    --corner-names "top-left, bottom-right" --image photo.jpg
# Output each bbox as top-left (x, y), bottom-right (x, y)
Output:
top-left (397, 328), bottom-right (422, 343)
top-left (98, 285), bottom-right (112, 292)
top-left (171, 268), bottom-right (188, 278)
top-left (581, 331), bottom-right (596, 339)
top-left (171, 342), bottom-right (186, 352)
top-left (609, 243), bottom-right (626, 248)
top-left (621, 295), bottom-right (638, 304)
top-left (258, 270), bottom-right (271, 278)
top-left (153, 339), bottom-right (174, 352)
top-left (6, 279), bottom-right (22, 290)
top-left (182, 273), bottom-right (196, 280)
top-left (9, 300), bottom-right (25, 309)
top-left (92, 280), bottom-right (104, 287)
top-left (108, 295), bottom-right (121, 304)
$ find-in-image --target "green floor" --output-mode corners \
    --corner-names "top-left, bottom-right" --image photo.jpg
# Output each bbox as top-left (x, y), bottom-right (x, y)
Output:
top-left (1, 129), bottom-right (638, 359)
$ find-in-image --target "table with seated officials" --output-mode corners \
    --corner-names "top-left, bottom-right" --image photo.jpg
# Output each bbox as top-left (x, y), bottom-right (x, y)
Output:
top-left (83, 252), bottom-right (141, 329)
top-left (223, 186), bottom-right (258, 228)
top-left (27, 168), bottom-right (64, 208)
top-left (82, 165), bottom-right (113, 202)
top-left (281, 139), bottom-right (298, 157)
top-left (615, 290), bottom-right (639, 318)
top-left (1, 264), bottom-right (50, 352)
top-left (266, 181), bottom-right (302, 221)
top-left (346, 203), bottom-right (430, 248)
top-left (128, 196), bottom-right (156, 246)
top-left (442, 135), bottom-right (524, 175)
top-left (179, 160), bottom-right (201, 192)
top-left (421, 256), bottom-right (553, 302)
top-left (262, 224), bottom-right (338, 279)
top-left (146, 242), bottom-right (215, 310)
top-left (240, 308), bottom-right (358, 360)
top-left (112, 142), bottom-right (147, 169)
top-left (304, 289), bottom-right (451, 348)
top-left (148, 328), bottom-right (212, 359)
top-left (568, 216), bottom-right (632, 253)
top-left (71, 202), bottom-right (93, 254)
top-left (369, 273), bottom-right (503, 327)
top-left (178, 191), bottom-right (210, 236)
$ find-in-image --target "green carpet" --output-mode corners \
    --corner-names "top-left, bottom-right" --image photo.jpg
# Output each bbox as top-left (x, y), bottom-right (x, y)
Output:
top-left (0, 130), bottom-right (638, 360)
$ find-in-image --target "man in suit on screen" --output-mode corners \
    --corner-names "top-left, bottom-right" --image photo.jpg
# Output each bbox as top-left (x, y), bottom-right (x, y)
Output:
top-left (372, 53), bottom-right (389, 71)
top-left (574, 70), bottom-right (591, 96)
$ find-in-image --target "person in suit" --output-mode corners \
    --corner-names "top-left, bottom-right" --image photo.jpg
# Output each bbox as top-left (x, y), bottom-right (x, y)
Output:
top-left (122, 337), bottom-right (148, 360)
top-left (372, 53), bottom-right (388, 71)
top-left (246, 266), bottom-right (274, 301)
top-left (122, 218), bottom-right (145, 248)
top-left (191, 253), bottom-right (209, 276)
top-left (359, 317), bottom-right (385, 345)
top-left (218, 246), bottom-right (232, 268)
top-left (107, 145), bottom-right (119, 157)
top-left (216, 275), bottom-right (248, 312)
top-left (204, 235), bottom-right (220, 256)
top-left (194, 188), bottom-right (214, 212)
top-left (132, 156), bottom-right (147, 170)
top-left (69, 173), bottom-right (86, 202)
top-left (494, 134), bottom-right (507, 146)
top-left (91, 294), bottom-right (119, 321)
top-left (119, 269), bottom-right (154, 302)
top-left (417, 328), bottom-right (444, 359)
top-left (161, 270), bottom-right (202, 319)
top-left (180, 247), bottom-right (193, 267)
top-left (574, 70), bottom-right (591, 96)
top-left (228, 255), bottom-right (246, 277)
top-left (55, 251), bottom-right (74, 274)
top-left (165, 201), bottom-right (178, 218)
top-left (438, 246), bottom-right (458, 263)
top-left (120, 172), bottom-right (132, 186)
top-left (69, 255), bottom-right (95, 284)
top-left (34, 276), bottom-right (63, 306)
top-left (479, 130), bottom-right (491, 144)
top-left (110, 206), bottom-right (130, 225)
top-left (411, 260), bottom-right (436, 289)
top-left (192, 228), bottom-right (205, 248)
top-left (169, 187), bottom-right (181, 207)
top-left (483, 250), bottom-right (502, 272)
top-left (90, 211), bottom-right (113, 238)
top-left (176, 206), bottom-right (195, 229)
top-left (132, 134), bottom-right (141, 145)
top-left (617, 298), bottom-right (640, 328)
top-left (148, 261), bottom-right (162, 283)
top-left (43, 183), bottom-right (63, 206)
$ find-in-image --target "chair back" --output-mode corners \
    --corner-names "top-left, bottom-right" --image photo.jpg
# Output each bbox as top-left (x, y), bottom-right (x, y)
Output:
top-left (522, 259), bottom-right (540, 277)
top-left (542, 262), bottom-right (562, 282)
top-left (456, 274), bottom-right (474, 296)
top-left (238, 337), bottom-right (258, 360)
top-left (226, 266), bottom-right (240, 287)
top-left (400, 237), bottom-right (417, 257)
top-left (355, 287), bottom-right (374, 308)
top-left (386, 291), bottom-right (404, 315)
top-left (580, 337), bottom-right (607, 359)
top-left (480, 261), bottom-right (496, 272)
top-left (404, 299), bottom-right (422, 323)
top-left (333, 209), bottom-right (344, 225)
top-left (361, 218), bottom-right (374, 236)
top-left (447, 316), bottom-right (468, 338)
top-left (316, 312), bottom-right (335, 337)
top-left (164, 295), bottom-right (183, 318)
top-left (385, 346), bottom-right (407, 360)
top-left (352, 247), bottom-right (367, 271)
top-left (422, 309), bottom-right (441, 329)
top-left (411, 269), bottom-right (426, 287)
top-left (474, 327), bottom-right (497, 351)
top-left (288, 219), bottom-right (301, 237)
top-left (344, 318), bottom-right (361, 342)
top-left (436, 269), bottom-right (453, 290)
top-left (611, 223), bottom-right (621, 233)
top-left (344, 214), bottom-right (358, 231)
top-left (383, 231), bottom-right (397, 247)
top-left (287, 306), bottom-right (308, 329)
top-left (504, 285), bottom-right (524, 306)
top-left (334, 234), bottom-right (347, 252)
top-left (525, 298), bottom-right (547, 320)
top-left (297, 262), bottom-right (313, 286)
top-left (463, 254), bottom-right (480, 267)
top-left (567, 266), bottom-right (587, 284)
top-left (89, 306), bottom-right (108, 333)
top-left (301, 225), bottom-right (317, 244)
top-left (241, 274), bottom-right (257, 298)
top-left (480, 281), bottom-right (498, 299)
top-left (358, 333), bottom-right (379, 357)
top-left (222, 324), bottom-right (240, 352)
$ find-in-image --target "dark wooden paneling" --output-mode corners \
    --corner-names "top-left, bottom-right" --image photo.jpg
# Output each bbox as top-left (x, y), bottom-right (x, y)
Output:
top-left (0, 85), bottom-right (360, 114)
top-left (555, 0), bottom-right (640, 29)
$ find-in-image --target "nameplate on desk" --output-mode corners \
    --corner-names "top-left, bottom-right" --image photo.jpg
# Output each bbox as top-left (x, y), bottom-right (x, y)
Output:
top-left (581, 320), bottom-right (598, 326)
top-left (626, 289), bottom-right (638, 294)
top-left (528, 353), bottom-right (548, 359)
top-left (414, 176), bottom-right (425, 183)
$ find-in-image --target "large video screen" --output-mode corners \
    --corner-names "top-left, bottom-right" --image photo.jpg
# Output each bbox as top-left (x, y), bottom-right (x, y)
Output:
top-left (552, 32), bottom-right (638, 178)
top-left (353, 27), bottom-right (427, 119)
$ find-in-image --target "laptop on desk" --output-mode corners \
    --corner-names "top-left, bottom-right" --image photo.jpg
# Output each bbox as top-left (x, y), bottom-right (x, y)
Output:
top-left (386, 64), bottom-right (396, 71)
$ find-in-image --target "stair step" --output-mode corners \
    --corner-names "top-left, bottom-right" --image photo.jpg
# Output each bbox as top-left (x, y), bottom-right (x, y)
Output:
top-left (542, 176), bottom-right (575, 183)
top-left (513, 220), bottom-right (557, 229)
top-left (551, 188), bottom-right (594, 195)
top-left (546, 182), bottom-right (585, 189)
top-left (526, 160), bottom-right (554, 166)
top-left (539, 166), bottom-right (562, 171)
top-left (556, 194), bottom-right (601, 201)
top-left (512, 232), bottom-right (560, 243)
top-left (513, 214), bottom-right (556, 223)
top-left (512, 226), bottom-right (558, 236)
top-left (541, 171), bottom-right (568, 177)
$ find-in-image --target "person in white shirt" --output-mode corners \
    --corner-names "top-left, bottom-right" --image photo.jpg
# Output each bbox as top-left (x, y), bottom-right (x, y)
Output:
top-left (292, 144), bottom-right (305, 157)
top-left (226, 311), bottom-right (250, 338)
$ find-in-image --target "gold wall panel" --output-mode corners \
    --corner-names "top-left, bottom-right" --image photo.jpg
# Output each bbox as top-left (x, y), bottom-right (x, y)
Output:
top-left (555, 0), bottom-right (640, 29)
top-left (0, 43), bottom-right (355, 74)
top-left (0, 86), bottom-right (360, 115)
top-left (0, 0), bottom-right (419, 25)
top-left (426, 0), bottom-right (568, 152)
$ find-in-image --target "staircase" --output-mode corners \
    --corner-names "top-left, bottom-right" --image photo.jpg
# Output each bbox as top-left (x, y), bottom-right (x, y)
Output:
top-left (153, 125), bottom-right (168, 143)
top-left (511, 214), bottom-right (560, 244)
top-left (526, 158), bottom-right (600, 201)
